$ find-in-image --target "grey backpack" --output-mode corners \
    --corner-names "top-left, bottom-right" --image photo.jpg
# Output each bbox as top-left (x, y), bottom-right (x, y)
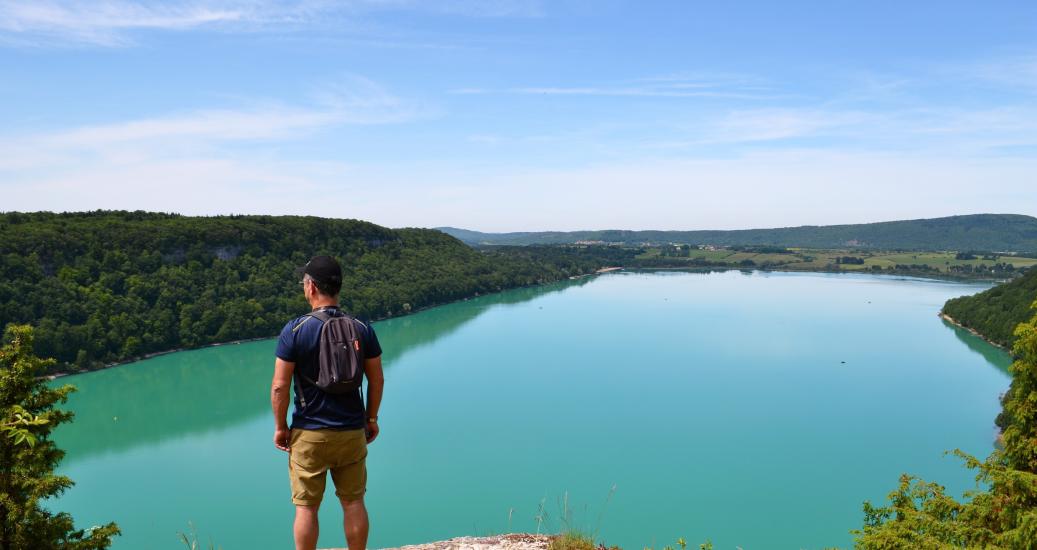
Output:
top-left (299, 309), bottom-right (365, 394)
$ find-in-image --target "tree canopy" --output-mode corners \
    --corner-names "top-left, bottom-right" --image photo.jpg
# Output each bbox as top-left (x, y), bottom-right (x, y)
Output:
top-left (943, 267), bottom-right (1037, 348)
top-left (0, 211), bottom-right (633, 372)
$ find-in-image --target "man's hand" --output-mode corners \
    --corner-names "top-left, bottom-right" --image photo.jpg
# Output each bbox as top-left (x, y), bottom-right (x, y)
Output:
top-left (271, 358), bottom-right (295, 452)
top-left (363, 355), bottom-right (384, 445)
top-left (274, 427), bottom-right (291, 452)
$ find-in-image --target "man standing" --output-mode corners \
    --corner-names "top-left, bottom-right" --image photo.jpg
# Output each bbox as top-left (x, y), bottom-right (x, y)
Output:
top-left (271, 255), bottom-right (385, 550)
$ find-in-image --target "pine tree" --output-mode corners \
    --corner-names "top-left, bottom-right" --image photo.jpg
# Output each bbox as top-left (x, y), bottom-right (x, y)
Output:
top-left (980, 299), bottom-right (1037, 545)
top-left (855, 300), bottom-right (1037, 549)
top-left (0, 325), bottom-right (119, 550)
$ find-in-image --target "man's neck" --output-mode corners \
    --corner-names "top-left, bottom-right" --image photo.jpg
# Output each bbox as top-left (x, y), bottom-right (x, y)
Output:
top-left (309, 298), bottom-right (338, 310)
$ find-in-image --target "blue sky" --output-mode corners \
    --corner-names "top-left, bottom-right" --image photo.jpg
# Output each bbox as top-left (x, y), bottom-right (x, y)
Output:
top-left (1, 1), bottom-right (1036, 231)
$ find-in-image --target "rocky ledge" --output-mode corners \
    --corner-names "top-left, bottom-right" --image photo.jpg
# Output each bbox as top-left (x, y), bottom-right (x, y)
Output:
top-left (326, 534), bottom-right (555, 550)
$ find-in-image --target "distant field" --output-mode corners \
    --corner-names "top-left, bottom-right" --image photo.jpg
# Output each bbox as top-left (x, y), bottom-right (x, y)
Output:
top-left (637, 247), bottom-right (1037, 277)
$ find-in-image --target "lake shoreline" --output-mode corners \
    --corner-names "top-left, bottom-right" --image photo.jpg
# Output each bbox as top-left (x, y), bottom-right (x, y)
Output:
top-left (631, 267), bottom-right (1014, 293)
top-left (939, 312), bottom-right (1008, 352)
top-left (633, 264), bottom-right (1016, 283)
top-left (46, 265), bottom-right (1000, 380)
top-left (46, 269), bottom-right (621, 380)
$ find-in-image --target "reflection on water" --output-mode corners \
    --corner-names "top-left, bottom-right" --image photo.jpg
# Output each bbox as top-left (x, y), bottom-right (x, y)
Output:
top-left (375, 277), bottom-right (592, 365)
top-left (52, 277), bottom-right (592, 461)
top-left (941, 319), bottom-right (1012, 375)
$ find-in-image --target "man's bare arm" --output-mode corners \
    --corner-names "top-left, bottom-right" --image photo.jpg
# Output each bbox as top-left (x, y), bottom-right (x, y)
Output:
top-left (271, 358), bottom-right (295, 452)
top-left (364, 356), bottom-right (384, 443)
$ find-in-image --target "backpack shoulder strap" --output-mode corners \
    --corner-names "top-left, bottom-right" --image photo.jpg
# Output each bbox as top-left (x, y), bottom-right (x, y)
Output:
top-left (291, 311), bottom-right (331, 406)
top-left (291, 315), bottom-right (313, 333)
top-left (308, 309), bottom-right (334, 323)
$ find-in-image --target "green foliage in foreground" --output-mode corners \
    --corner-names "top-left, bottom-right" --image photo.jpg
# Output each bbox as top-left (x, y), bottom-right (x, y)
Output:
top-left (549, 532), bottom-right (599, 550)
top-left (0, 325), bottom-right (119, 549)
top-left (550, 533), bottom-right (713, 550)
top-left (853, 302), bottom-right (1037, 549)
top-left (0, 211), bottom-right (626, 372)
top-left (943, 266), bottom-right (1037, 348)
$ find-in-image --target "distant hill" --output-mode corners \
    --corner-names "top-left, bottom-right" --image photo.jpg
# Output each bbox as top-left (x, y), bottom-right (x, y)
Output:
top-left (438, 214), bottom-right (1037, 252)
top-left (943, 266), bottom-right (1037, 349)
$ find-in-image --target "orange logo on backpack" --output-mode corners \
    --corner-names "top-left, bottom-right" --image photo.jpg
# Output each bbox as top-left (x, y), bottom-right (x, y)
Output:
top-left (354, 340), bottom-right (360, 352)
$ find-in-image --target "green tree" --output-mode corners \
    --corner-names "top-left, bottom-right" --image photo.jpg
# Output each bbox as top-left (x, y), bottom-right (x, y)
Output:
top-left (0, 325), bottom-right (119, 550)
top-left (854, 300), bottom-right (1037, 549)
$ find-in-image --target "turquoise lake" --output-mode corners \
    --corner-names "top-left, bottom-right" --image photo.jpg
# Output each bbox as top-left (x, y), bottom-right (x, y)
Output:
top-left (49, 270), bottom-right (1012, 549)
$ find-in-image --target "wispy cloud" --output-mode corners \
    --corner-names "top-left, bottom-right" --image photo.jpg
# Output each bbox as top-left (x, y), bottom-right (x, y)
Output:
top-left (0, 75), bottom-right (433, 224)
top-left (357, 0), bottom-right (542, 18)
top-left (706, 108), bottom-right (865, 143)
top-left (452, 75), bottom-right (781, 100)
top-left (452, 59), bottom-right (1037, 156)
top-left (45, 107), bottom-right (334, 147)
top-left (0, 75), bottom-right (425, 185)
top-left (641, 104), bottom-right (1037, 155)
top-left (12, 77), bottom-right (417, 150)
top-left (0, 0), bottom-right (542, 47)
top-left (0, 0), bottom-right (279, 46)
top-left (508, 86), bottom-right (766, 99)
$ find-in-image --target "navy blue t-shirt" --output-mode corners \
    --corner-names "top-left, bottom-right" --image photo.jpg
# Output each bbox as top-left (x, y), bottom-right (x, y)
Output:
top-left (275, 306), bottom-right (382, 430)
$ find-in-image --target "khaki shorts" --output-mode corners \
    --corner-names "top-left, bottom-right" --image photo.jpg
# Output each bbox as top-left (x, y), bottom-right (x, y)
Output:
top-left (288, 428), bottom-right (367, 506)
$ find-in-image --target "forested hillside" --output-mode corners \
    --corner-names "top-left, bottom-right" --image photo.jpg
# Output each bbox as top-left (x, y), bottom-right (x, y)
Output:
top-left (943, 266), bottom-right (1037, 348)
top-left (0, 211), bottom-right (627, 372)
top-left (440, 213), bottom-right (1037, 251)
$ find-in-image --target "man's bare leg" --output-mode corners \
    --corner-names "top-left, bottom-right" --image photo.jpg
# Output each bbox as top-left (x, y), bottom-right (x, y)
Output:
top-left (340, 497), bottom-right (369, 550)
top-left (294, 505), bottom-right (319, 550)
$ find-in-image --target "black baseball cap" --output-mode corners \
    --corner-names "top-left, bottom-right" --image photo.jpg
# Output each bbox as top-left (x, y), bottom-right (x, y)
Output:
top-left (297, 255), bottom-right (342, 285)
